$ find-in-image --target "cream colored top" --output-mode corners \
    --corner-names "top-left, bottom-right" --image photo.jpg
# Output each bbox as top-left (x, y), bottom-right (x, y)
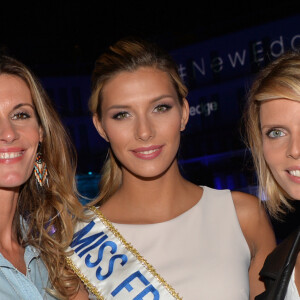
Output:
top-left (285, 268), bottom-right (300, 300)
top-left (113, 186), bottom-right (251, 299)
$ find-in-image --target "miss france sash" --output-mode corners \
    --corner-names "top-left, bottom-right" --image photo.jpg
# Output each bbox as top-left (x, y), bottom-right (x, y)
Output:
top-left (66, 207), bottom-right (182, 300)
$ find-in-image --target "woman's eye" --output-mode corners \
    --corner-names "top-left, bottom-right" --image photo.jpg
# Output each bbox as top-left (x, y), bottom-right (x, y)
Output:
top-left (267, 129), bottom-right (285, 138)
top-left (153, 104), bottom-right (172, 113)
top-left (11, 112), bottom-right (31, 120)
top-left (113, 111), bottom-right (130, 120)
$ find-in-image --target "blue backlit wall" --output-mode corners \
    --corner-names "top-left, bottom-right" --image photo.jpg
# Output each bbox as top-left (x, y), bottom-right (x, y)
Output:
top-left (39, 15), bottom-right (300, 197)
top-left (172, 15), bottom-right (300, 160)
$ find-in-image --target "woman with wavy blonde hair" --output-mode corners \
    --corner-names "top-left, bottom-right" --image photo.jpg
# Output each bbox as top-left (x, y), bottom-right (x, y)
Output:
top-left (244, 50), bottom-right (300, 299)
top-left (0, 55), bottom-right (88, 299)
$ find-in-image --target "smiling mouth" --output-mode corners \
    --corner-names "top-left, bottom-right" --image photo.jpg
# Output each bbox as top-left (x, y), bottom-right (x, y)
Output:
top-left (131, 145), bottom-right (163, 160)
top-left (0, 152), bottom-right (24, 159)
top-left (136, 149), bottom-right (160, 155)
top-left (288, 170), bottom-right (300, 177)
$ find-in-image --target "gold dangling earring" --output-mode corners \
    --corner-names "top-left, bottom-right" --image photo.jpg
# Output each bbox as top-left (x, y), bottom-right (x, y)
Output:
top-left (34, 142), bottom-right (48, 187)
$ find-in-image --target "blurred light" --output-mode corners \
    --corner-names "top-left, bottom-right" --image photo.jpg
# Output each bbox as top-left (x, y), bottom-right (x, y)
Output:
top-left (214, 176), bottom-right (223, 189)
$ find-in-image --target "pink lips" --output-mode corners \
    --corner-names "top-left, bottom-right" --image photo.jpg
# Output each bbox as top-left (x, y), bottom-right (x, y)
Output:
top-left (0, 148), bottom-right (25, 164)
top-left (131, 145), bottom-right (164, 160)
top-left (286, 167), bottom-right (300, 184)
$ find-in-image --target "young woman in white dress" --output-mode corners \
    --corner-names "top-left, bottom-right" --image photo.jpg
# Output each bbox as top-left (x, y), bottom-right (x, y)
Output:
top-left (70, 36), bottom-right (276, 300)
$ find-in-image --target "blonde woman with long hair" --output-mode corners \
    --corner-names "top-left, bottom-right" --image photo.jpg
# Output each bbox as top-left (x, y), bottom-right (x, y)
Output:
top-left (244, 50), bottom-right (300, 300)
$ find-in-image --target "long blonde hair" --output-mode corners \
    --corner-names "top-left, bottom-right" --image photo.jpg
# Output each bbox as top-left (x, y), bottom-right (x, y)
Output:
top-left (0, 55), bottom-right (85, 298)
top-left (88, 36), bottom-right (188, 207)
top-left (243, 50), bottom-right (300, 219)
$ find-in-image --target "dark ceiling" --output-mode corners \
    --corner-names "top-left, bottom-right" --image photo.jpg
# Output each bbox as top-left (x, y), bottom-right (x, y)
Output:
top-left (1, 1), bottom-right (299, 77)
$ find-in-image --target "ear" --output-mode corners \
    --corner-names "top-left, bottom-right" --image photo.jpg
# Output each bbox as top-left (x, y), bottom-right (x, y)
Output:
top-left (180, 98), bottom-right (189, 131)
top-left (93, 114), bottom-right (109, 142)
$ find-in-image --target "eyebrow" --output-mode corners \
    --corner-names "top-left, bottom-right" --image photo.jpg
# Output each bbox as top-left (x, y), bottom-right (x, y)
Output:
top-left (13, 103), bottom-right (35, 110)
top-left (261, 124), bottom-right (284, 130)
top-left (106, 94), bottom-right (175, 111)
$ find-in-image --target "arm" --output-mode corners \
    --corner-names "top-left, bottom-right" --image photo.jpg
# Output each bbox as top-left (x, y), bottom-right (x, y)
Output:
top-left (232, 191), bottom-right (276, 300)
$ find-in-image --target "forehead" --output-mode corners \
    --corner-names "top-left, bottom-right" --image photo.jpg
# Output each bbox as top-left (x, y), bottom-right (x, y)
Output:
top-left (0, 74), bottom-right (32, 106)
top-left (101, 67), bottom-right (175, 105)
top-left (260, 98), bottom-right (300, 123)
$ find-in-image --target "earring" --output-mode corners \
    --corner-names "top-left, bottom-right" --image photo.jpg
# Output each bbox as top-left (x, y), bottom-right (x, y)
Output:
top-left (34, 143), bottom-right (48, 187)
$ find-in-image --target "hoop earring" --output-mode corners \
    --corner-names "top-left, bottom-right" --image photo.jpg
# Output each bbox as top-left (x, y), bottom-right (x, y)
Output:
top-left (34, 143), bottom-right (48, 187)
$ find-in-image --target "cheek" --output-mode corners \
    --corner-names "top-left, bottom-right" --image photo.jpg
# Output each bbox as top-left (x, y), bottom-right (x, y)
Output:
top-left (263, 143), bottom-right (282, 181)
top-left (24, 126), bottom-right (40, 158)
top-left (163, 125), bottom-right (181, 144)
top-left (26, 141), bottom-right (39, 170)
top-left (105, 124), bottom-right (130, 152)
top-left (28, 127), bottom-right (41, 146)
top-left (263, 139), bottom-right (277, 164)
top-left (161, 110), bottom-right (182, 131)
top-left (167, 119), bottom-right (182, 142)
top-left (263, 138), bottom-right (287, 167)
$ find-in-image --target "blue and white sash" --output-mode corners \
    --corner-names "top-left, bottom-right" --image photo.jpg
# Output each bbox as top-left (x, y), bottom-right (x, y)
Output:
top-left (66, 207), bottom-right (182, 300)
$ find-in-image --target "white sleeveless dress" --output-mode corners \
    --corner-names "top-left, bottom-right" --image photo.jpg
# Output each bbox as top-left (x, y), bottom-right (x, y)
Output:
top-left (113, 186), bottom-right (251, 299)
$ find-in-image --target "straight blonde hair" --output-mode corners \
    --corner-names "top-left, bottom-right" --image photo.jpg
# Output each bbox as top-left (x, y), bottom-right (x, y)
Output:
top-left (243, 50), bottom-right (300, 219)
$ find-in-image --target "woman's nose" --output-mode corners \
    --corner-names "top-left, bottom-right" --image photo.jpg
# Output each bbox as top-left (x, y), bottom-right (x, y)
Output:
top-left (135, 116), bottom-right (154, 142)
top-left (287, 133), bottom-right (300, 159)
top-left (0, 120), bottom-right (19, 143)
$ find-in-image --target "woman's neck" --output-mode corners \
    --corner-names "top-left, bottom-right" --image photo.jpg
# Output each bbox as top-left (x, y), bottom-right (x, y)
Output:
top-left (0, 188), bottom-right (19, 243)
top-left (99, 162), bottom-right (202, 224)
top-left (0, 188), bottom-right (26, 274)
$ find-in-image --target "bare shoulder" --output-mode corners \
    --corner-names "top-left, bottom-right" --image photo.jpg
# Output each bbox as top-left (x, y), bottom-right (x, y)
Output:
top-left (231, 190), bottom-right (262, 221)
top-left (231, 191), bottom-right (276, 256)
top-left (231, 191), bottom-right (277, 298)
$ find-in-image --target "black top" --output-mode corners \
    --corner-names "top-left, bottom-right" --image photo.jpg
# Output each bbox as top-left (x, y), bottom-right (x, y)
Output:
top-left (255, 225), bottom-right (300, 300)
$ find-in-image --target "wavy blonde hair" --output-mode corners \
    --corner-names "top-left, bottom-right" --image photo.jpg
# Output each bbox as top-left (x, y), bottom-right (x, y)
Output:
top-left (243, 50), bottom-right (300, 219)
top-left (88, 36), bottom-right (188, 207)
top-left (0, 55), bottom-right (85, 299)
